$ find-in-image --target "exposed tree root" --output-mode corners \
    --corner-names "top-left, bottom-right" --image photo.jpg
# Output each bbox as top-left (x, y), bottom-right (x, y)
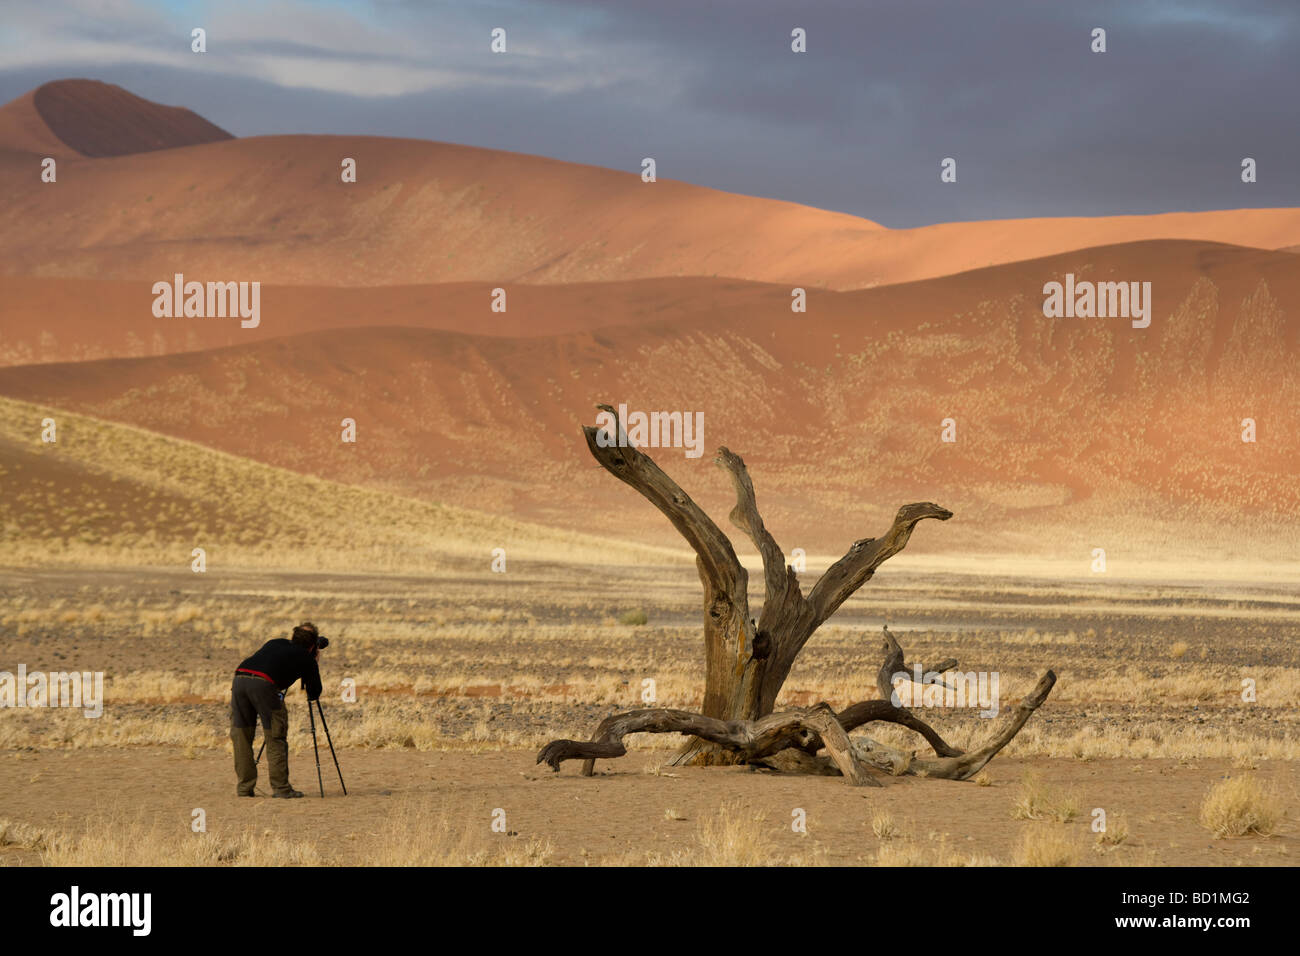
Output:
top-left (539, 628), bottom-right (1057, 784)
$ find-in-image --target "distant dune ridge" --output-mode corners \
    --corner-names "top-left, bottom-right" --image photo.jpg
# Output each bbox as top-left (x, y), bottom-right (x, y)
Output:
top-left (3, 240), bottom-right (1296, 560)
top-left (0, 79), bottom-right (232, 158)
top-left (2, 81), bottom-right (1300, 290)
top-left (0, 80), bottom-right (1296, 564)
top-left (0, 394), bottom-right (676, 570)
top-left (0, 88), bottom-right (70, 158)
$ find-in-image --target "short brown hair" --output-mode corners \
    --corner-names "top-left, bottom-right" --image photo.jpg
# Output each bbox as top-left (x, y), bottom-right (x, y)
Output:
top-left (291, 622), bottom-right (319, 649)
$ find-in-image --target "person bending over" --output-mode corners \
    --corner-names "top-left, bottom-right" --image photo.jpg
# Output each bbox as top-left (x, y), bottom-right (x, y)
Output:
top-left (230, 622), bottom-right (325, 798)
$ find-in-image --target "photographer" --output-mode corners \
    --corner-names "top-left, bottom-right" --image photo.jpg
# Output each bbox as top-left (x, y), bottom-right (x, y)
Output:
top-left (230, 622), bottom-right (326, 798)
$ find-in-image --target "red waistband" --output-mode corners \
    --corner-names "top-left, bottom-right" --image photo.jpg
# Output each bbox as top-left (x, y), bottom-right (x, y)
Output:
top-left (236, 668), bottom-right (275, 684)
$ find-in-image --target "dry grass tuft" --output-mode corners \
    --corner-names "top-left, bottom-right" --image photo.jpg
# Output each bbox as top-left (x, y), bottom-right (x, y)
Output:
top-left (693, 802), bottom-right (774, 866)
top-left (1199, 776), bottom-right (1284, 838)
top-left (871, 811), bottom-right (898, 840)
top-left (0, 818), bottom-right (51, 851)
top-left (1014, 826), bottom-right (1080, 866)
top-left (1011, 772), bottom-right (1079, 822)
top-left (1094, 814), bottom-right (1130, 848)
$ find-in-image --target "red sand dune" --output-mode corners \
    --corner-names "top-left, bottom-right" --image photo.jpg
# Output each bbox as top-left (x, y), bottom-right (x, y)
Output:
top-left (3, 80), bottom-right (1297, 559)
top-left (0, 79), bottom-right (231, 158)
top-left (3, 239), bottom-right (1295, 554)
top-left (2, 81), bottom-right (1299, 290)
top-left (0, 89), bottom-right (71, 158)
top-left (0, 275), bottom-right (794, 367)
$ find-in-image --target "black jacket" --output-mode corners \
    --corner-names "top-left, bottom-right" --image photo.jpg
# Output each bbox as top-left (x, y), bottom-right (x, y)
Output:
top-left (237, 639), bottom-right (323, 700)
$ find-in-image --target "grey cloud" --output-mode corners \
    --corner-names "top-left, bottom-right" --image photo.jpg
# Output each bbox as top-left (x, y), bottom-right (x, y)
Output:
top-left (0, 0), bottom-right (1295, 226)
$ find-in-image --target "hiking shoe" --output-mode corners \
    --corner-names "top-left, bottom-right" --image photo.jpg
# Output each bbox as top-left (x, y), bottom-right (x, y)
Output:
top-left (237, 790), bottom-right (257, 797)
top-left (273, 789), bottom-right (304, 799)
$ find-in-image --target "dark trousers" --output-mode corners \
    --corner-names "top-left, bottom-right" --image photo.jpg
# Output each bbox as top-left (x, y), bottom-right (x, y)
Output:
top-left (230, 675), bottom-right (291, 796)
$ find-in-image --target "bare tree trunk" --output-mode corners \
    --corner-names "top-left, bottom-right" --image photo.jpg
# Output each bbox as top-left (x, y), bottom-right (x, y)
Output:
top-left (583, 405), bottom-right (951, 765)
top-left (583, 410), bottom-right (759, 764)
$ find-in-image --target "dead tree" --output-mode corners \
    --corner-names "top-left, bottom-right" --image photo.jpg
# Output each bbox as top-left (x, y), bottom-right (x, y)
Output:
top-left (537, 404), bottom-right (1057, 784)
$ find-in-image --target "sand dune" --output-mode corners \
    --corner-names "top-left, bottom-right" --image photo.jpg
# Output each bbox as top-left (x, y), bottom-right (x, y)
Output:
top-left (0, 393), bottom-right (674, 571)
top-left (0, 274), bottom-right (792, 367)
top-left (3, 239), bottom-right (1295, 559)
top-left (0, 79), bottom-right (232, 158)
top-left (2, 81), bottom-right (1299, 290)
top-left (0, 131), bottom-right (889, 288)
top-left (0, 88), bottom-right (71, 158)
top-left (4, 80), bottom-right (1296, 562)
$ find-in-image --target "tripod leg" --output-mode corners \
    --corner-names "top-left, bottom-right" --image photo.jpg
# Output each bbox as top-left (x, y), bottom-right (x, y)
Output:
top-left (255, 740), bottom-right (264, 765)
top-left (315, 699), bottom-right (347, 796)
top-left (308, 697), bottom-right (324, 798)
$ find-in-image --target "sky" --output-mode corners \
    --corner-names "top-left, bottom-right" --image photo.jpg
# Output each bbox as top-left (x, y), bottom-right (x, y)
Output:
top-left (1, 0), bottom-right (1296, 227)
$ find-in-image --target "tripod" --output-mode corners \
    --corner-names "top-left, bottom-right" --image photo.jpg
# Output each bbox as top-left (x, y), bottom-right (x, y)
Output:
top-left (254, 698), bottom-right (346, 797)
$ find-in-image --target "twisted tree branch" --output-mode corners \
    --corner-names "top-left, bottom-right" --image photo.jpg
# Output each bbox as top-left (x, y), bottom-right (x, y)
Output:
top-left (537, 704), bottom-right (881, 786)
top-left (585, 405), bottom-right (744, 599)
top-left (714, 447), bottom-right (796, 614)
top-left (806, 503), bottom-right (953, 625)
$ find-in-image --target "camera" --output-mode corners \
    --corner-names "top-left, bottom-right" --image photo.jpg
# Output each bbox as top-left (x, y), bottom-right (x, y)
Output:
top-left (316, 636), bottom-right (330, 650)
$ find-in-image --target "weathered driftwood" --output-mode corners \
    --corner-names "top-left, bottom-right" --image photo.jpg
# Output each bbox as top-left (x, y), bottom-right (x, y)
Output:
top-left (537, 703), bottom-right (881, 786)
top-left (537, 626), bottom-right (1057, 784)
top-left (542, 404), bottom-right (1058, 782)
top-left (850, 669), bottom-right (1057, 780)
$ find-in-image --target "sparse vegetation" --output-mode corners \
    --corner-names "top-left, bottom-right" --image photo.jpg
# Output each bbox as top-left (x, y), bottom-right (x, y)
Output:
top-left (1011, 772), bottom-right (1080, 823)
top-left (871, 811), bottom-right (897, 840)
top-left (1014, 827), bottom-right (1080, 867)
top-left (1, 411), bottom-right (1297, 866)
top-left (1199, 776), bottom-right (1283, 838)
top-left (0, 818), bottom-right (49, 851)
top-left (692, 802), bottom-right (774, 866)
top-left (1095, 814), bottom-right (1129, 848)
top-left (0, 395), bottom-right (680, 573)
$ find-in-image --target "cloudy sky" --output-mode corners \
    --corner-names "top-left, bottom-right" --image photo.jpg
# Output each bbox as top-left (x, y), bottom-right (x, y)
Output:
top-left (1, 0), bottom-right (1296, 226)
